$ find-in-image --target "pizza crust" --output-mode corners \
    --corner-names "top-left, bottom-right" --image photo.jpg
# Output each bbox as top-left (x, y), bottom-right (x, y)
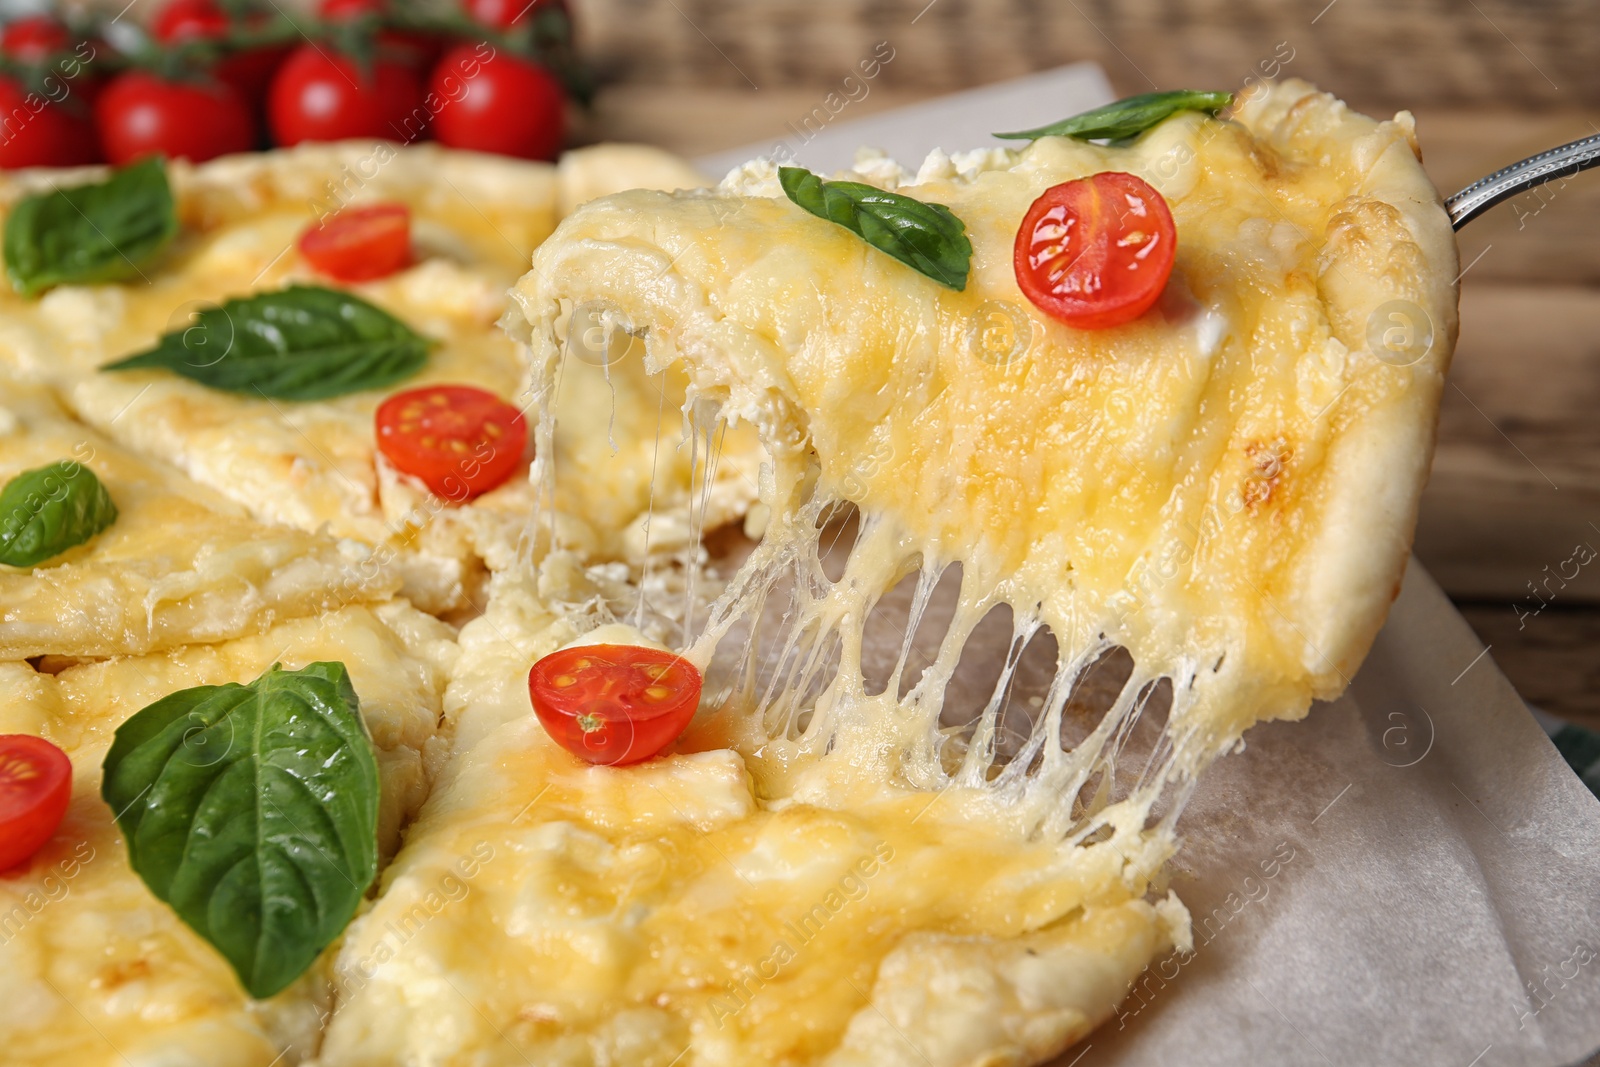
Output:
top-left (1231, 84), bottom-right (1459, 695)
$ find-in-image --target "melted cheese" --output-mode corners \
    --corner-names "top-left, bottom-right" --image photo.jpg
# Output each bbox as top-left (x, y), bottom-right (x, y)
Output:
top-left (0, 600), bottom-right (456, 1067)
top-left (0, 375), bottom-right (397, 659)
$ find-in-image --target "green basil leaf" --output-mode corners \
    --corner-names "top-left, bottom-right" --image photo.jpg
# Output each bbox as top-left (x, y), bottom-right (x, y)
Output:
top-left (994, 90), bottom-right (1235, 143)
top-left (778, 166), bottom-right (972, 291)
top-left (102, 284), bottom-right (434, 401)
top-left (0, 459), bottom-right (117, 568)
top-left (101, 661), bottom-right (380, 1000)
top-left (4, 156), bottom-right (179, 298)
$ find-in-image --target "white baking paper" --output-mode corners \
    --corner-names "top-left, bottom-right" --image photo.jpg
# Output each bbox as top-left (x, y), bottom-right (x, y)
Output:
top-left (695, 61), bottom-right (1114, 178)
top-left (700, 73), bottom-right (1600, 1067)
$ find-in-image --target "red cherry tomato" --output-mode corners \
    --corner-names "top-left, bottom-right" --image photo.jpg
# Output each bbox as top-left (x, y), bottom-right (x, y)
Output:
top-left (319, 0), bottom-right (384, 16)
top-left (95, 71), bottom-right (255, 165)
top-left (528, 645), bottom-right (703, 766)
top-left (217, 46), bottom-right (290, 111)
top-left (0, 734), bottom-right (72, 872)
top-left (0, 77), bottom-right (98, 168)
top-left (462, 0), bottom-right (569, 30)
top-left (151, 1), bottom-right (286, 108)
top-left (268, 45), bottom-right (424, 145)
top-left (300, 202), bottom-right (411, 281)
top-left (151, 0), bottom-right (229, 42)
top-left (1013, 171), bottom-right (1177, 330)
top-left (1, 15), bottom-right (70, 63)
top-left (429, 44), bottom-right (563, 160)
top-left (375, 385), bottom-right (528, 500)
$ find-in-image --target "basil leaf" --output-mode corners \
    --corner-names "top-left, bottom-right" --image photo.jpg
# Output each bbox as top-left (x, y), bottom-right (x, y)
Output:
top-left (0, 459), bottom-right (117, 568)
top-left (102, 284), bottom-right (434, 400)
top-left (101, 662), bottom-right (380, 1000)
top-left (778, 166), bottom-right (972, 291)
top-left (4, 156), bottom-right (178, 298)
top-left (995, 90), bottom-right (1234, 143)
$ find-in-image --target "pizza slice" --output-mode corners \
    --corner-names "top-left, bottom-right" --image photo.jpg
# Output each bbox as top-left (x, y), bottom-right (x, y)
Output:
top-left (0, 372), bottom-right (396, 660)
top-left (312, 79), bottom-right (1457, 1065)
top-left (0, 600), bottom-right (455, 1067)
top-left (0, 142), bottom-right (760, 616)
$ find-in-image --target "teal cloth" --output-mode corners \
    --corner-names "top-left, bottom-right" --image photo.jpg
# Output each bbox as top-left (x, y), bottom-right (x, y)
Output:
top-left (1551, 724), bottom-right (1600, 800)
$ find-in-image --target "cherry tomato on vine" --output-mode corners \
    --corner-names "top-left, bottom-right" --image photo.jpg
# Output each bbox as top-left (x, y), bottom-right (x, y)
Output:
top-left (318, 0), bottom-right (385, 16)
top-left (429, 44), bottom-right (564, 160)
top-left (151, 0), bottom-right (288, 107)
top-left (96, 71), bottom-right (255, 164)
top-left (375, 385), bottom-right (528, 500)
top-left (268, 45), bottom-right (424, 145)
top-left (317, 0), bottom-right (440, 71)
top-left (462, 0), bottom-right (569, 31)
top-left (528, 645), bottom-right (703, 766)
top-left (1013, 171), bottom-right (1177, 330)
top-left (151, 0), bottom-right (229, 42)
top-left (0, 78), bottom-right (98, 168)
top-left (1, 15), bottom-right (70, 63)
top-left (0, 734), bottom-right (72, 872)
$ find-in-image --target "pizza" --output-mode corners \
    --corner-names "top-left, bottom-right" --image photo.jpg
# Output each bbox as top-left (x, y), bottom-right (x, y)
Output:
top-left (0, 140), bottom-right (737, 617)
top-left (0, 77), bottom-right (1458, 1067)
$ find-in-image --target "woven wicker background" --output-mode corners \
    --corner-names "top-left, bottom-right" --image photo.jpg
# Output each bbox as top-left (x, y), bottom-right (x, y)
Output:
top-left (573, 0), bottom-right (1596, 111)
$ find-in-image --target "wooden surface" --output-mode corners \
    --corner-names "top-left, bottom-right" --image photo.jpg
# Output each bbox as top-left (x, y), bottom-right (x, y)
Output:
top-left (572, 0), bottom-right (1600, 728)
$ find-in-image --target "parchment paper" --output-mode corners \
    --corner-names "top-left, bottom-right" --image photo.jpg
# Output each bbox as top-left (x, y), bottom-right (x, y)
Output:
top-left (700, 71), bottom-right (1600, 1067)
top-left (1065, 562), bottom-right (1600, 1067)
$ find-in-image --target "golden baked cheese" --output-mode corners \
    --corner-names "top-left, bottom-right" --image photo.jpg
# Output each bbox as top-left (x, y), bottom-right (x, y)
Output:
top-left (0, 601), bottom-right (455, 1067)
top-left (314, 713), bottom-right (1187, 1067)
top-left (0, 373), bottom-right (397, 660)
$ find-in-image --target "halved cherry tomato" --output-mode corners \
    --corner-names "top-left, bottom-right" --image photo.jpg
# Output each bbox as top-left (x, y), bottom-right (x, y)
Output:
top-left (375, 384), bottom-right (528, 501)
top-left (1, 15), bottom-right (70, 63)
top-left (1013, 171), bottom-right (1177, 330)
top-left (0, 734), bottom-right (72, 872)
top-left (528, 644), bottom-right (702, 766)
top-left (299, 202), bottom-right (411, 282)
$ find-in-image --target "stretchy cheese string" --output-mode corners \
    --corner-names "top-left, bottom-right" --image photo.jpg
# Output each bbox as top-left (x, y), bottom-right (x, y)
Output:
top-left (524, 316), bottom-right (1208, 880)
